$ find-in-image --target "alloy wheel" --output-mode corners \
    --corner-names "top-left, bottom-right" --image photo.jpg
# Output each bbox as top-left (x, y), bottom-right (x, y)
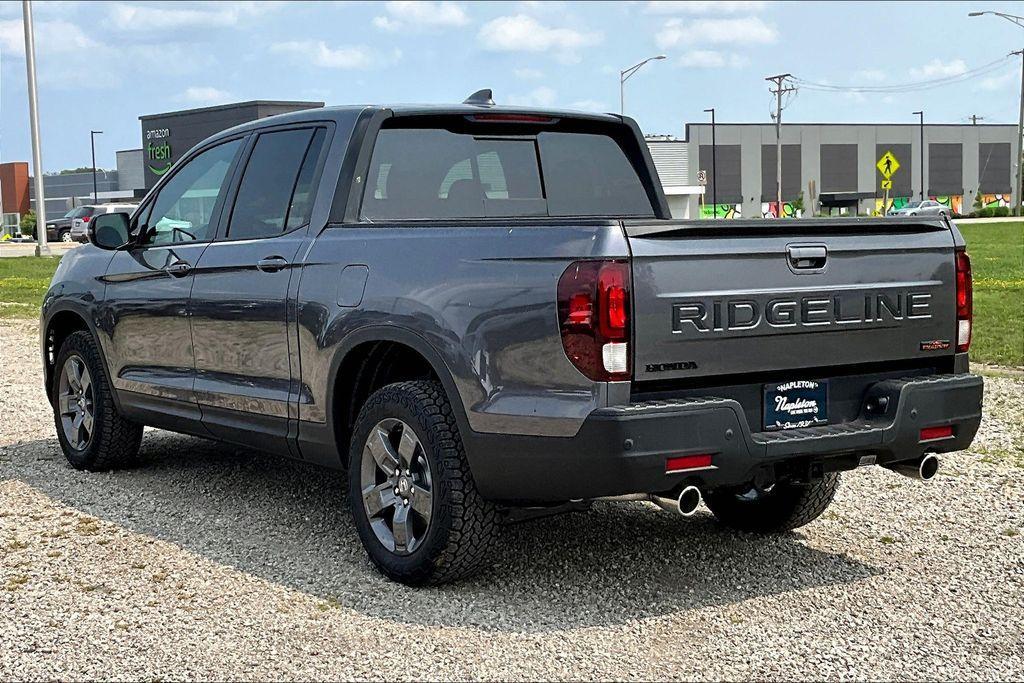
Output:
top-left (58, 356), bottom-right (94, 450)
top-left (359, 418), bottom-right (433, 555)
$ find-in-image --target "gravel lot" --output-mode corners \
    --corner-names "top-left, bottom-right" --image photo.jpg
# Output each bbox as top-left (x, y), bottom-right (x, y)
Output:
top-left (2, 318), bottom-right (1022, 681)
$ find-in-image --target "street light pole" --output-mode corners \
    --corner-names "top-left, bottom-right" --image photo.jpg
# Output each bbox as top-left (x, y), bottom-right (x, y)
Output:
top-left (619, 55), bottom-right (666, 115)
top-left (22, 0), bottom-right (50, 256)
top-left (90, 130), bottom-right (103, 204)
top-left (913, 111), bottom-right (925, 201)
top-left (968, 11), bottom-right (1024, 215)
top-left (703, 108), bottom-right (717, 218)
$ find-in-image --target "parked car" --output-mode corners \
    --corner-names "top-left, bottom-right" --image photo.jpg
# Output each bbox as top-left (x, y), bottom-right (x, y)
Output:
top-left (44, 207), bottom-right (88, 243)
top-left (41, 95), bottom-right (982, 585)
top-left (69, 204), bottom-right (137, 242)
top-left (888, 199), bottom-right (949, 217)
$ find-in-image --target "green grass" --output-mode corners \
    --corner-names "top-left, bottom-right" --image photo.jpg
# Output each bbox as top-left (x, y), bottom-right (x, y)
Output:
top-left (0, 255), bottom-right (61, 319)
top-left (0, 223), bottom-right (1021, 365)
top-left (959, 222), bottom-right (1024, 367)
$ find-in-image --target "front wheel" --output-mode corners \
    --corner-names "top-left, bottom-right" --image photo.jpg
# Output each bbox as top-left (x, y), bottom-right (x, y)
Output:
top-left (348, 380), bottom-right (499, 585)
top-left (59, 230), bottom-right (73, 243)
top-left (705, 473), bottom-right (840, 533)
top-left (52, 331), bottom-right (143, 471)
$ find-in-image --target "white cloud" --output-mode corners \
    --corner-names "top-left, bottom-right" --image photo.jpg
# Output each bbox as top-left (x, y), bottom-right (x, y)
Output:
top-left (178, 86), bottom-right (233, 105)
top-left (645, 1), bottom-right (768, 14)
top-left (373, 1), bottom-right (469, 32)
top-left (569, 99), bottom-right (608, 112)
top-left (656, 16), bottom-right (777, 47)
top-left (676, 49), bottom-right (747, 68)
top-left (853, 69), bottom-right (887, 83)
top-left (270, 40), bottom-right (400, 69)
top-left (107, 1), bottom-right (276, 30)
top-left (0, 17), bottom-right (98, 57)
top-left (478, 14), bottom-right (602, 62)
top-left (979, 70), bottom-right (1016, 91)
top-left (513, 67), bottom-right (545, 80)
top-left (508, 86), bottom-right (557, 107)
top-left (909, 58), bottom-right (967, 79)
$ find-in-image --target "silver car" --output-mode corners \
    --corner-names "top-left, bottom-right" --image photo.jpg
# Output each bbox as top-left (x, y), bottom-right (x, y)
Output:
top-left (70, 204), bottom-right (138, 242)
top-left (888, 200), bottom-right (949, 217)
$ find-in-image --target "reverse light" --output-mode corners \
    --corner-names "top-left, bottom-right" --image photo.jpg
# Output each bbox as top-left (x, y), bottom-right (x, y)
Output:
top-left (955, 249), bottom-right (972, 353)
top-left (666, 453), bottom-right (714, 473)
top-left (557, 260), bottom-right (631, 381)
top-left (919, 425), bottom-right (954, 442)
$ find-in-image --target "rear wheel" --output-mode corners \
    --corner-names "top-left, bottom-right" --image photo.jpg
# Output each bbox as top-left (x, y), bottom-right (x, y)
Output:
top-left (347, 380), bottom-right (499, 585)
top-left (59, 230), bottom-right (73, 243)
top-left (706, 473), bottom-right (840, 533)
top-left (52, 331), bottom-right (143, 471)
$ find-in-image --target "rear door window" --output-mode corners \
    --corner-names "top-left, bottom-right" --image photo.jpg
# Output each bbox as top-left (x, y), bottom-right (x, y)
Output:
top-left (227, 127), bottom-right (325, 240)
top-left (362, 123), bottom-right (653, 220)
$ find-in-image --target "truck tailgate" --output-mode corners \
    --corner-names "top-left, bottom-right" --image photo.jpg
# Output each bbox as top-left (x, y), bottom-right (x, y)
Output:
top-left (625, 218), bottom-right (958, 383)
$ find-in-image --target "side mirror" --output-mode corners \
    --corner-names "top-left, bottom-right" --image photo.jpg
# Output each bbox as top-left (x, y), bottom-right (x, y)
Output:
top-left (89, 212), bottom-right (131, 250)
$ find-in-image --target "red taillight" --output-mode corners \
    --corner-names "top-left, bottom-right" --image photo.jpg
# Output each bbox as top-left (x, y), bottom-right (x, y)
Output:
top-left (557, 260), bottom-right (631, 381)
top-left (81, 215), bottom-right (91, 223)
top-left (955, 249), bottom-right (972, 353)
top-left (920, 425), bottom-right (954, 442)
top-left (666, 453), bottom-right (714, 473)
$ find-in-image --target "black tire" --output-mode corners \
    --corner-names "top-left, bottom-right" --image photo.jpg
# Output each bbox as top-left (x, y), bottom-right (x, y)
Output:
top-left (706, 473), bottom-right (840, 533)
top-left (52, 331), bottom-right (143, 471)
top-left (347, 380), bottom-right (499, 585)
top-left (59, 230), bottom-right (72, 243)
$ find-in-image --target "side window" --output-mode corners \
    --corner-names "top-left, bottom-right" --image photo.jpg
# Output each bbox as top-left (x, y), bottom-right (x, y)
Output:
top-left (144, 138), bottom-right (242, 245)
top-left (286, 128), bottom-right (327, 230)
top-left (226, 128), bottom-right (321, 240)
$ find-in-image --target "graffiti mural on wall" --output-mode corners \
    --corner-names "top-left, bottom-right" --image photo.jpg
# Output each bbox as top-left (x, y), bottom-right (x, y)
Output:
top-left (929, 195), bottom-right (963, 214)
top-left (875, 196), bottom-right (912, 215)
top-left (700, 204), bottom-right (742, 219)
top-left (980, 194), bottom-right (1011, 208)
top-left (760, 202), bottom-right (800, 218)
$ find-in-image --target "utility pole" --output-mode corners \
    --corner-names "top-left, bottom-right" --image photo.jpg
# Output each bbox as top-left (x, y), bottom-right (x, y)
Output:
top-left (90, 130), bottom-right (103, 204)
top-left (22, 0), bottom-right (50, 256)
top-left (766, 73), bottom-right (796, 214)
top-left (704, 108), bottom-right (717, 218)
top-left (913, 111), bottom-right (925, 201)
top-left (1014, 49), bottom-right (1024, 216)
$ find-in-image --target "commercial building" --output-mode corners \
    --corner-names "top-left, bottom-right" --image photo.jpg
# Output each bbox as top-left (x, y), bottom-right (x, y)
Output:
top-left (680, 122), bottom-right (1019, 218)
top-left (139, 100), bottom-right (323, 190)
top-left (645, 137), bottom-right (703, 218)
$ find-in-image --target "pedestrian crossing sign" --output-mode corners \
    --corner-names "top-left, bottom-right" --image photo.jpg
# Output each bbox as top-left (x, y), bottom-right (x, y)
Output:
top-left (877, 151), bottom-right (900, 179)
top-left (881, 179), bottom-right (893, 190)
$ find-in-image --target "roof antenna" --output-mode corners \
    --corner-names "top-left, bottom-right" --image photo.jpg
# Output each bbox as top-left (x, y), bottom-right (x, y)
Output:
top-left (463, 89), bottom-right (495, 106)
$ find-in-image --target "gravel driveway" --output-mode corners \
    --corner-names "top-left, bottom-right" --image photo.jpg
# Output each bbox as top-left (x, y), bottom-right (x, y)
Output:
top-left (2, 318), bottom-right (1022, 681)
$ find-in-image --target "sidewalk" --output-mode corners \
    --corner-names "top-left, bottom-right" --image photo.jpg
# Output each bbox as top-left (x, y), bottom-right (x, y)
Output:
top-left (954, 216), bottom-right (1023, 225)
top-left (0, 241), bottom-right (79, 258)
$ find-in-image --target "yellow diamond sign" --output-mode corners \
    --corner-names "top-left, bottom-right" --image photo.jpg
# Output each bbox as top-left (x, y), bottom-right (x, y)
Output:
top-left (877, 151), bottom-right (900, 179)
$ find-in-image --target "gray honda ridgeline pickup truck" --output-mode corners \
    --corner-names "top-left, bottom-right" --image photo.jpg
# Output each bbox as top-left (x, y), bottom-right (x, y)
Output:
top-left (42, 94), bottom-right (982, 585)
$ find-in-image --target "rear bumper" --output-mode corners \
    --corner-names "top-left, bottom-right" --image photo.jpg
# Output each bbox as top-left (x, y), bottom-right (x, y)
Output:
top-left (464, 373), bottom-right (983, 503)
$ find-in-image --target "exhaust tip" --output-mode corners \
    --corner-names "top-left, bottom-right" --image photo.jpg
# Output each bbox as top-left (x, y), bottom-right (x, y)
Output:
top-left (919, 454), bottom-right (939, 481)
top-left (677, 485), bottom-right (702, 516)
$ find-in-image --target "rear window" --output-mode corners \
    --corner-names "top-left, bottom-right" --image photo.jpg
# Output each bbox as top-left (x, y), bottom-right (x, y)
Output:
top-left (362, 121), bottom-right (654, 221)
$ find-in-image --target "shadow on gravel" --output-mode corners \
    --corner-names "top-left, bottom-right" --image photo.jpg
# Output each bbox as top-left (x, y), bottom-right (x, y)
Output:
top-left (2, 431), bottom-right (884, 633)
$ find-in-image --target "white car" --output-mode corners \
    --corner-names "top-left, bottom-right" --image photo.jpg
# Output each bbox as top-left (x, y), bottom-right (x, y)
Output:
top-left (70, 204), bottom-right (138, 242)
top-left (887, 200), bottom-right (949, 217)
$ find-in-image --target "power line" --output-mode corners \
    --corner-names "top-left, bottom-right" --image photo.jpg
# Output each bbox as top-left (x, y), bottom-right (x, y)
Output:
top-left (793, 55), bottom-right (1014, 94)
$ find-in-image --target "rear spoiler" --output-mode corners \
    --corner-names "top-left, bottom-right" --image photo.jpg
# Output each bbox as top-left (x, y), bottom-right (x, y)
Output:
top-left (622, 216), bottom-right (952, 238)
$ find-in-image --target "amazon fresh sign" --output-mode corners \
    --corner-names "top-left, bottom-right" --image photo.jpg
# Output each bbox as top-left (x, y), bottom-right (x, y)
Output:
top-left (145, 128), bottom-right (173, 176)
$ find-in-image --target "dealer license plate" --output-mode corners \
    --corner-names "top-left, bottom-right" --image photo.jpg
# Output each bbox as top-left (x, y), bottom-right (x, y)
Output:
top-left (763, 380), bottom-right (828, 431)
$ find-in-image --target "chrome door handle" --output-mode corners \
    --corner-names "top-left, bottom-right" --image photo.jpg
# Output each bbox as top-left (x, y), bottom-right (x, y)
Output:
top-left (166, 260), bottom-right (192, 277)
top-left (256, 256), bottom-right (289, 273)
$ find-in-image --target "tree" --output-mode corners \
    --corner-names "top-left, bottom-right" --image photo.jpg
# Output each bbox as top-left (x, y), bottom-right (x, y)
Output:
top-left (972, 191), bottom-right (984, 216)
top-left (19, 210), bottom-right (36, 236)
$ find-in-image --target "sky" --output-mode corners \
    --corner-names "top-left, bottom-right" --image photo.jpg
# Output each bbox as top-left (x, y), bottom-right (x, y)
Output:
top-left (2, 0), bottom-right (1024, 172)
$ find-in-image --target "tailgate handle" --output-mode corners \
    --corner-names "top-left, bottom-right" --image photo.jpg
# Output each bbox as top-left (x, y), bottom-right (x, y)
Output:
top-left (788, 245), bottom-right (827, 270)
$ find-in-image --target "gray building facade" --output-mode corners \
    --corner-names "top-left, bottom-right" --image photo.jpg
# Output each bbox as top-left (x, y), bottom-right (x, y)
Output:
top-left (683, 122), bottom-right (1019, 218)
top-left (139, 100), bottom-right (324, 190)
